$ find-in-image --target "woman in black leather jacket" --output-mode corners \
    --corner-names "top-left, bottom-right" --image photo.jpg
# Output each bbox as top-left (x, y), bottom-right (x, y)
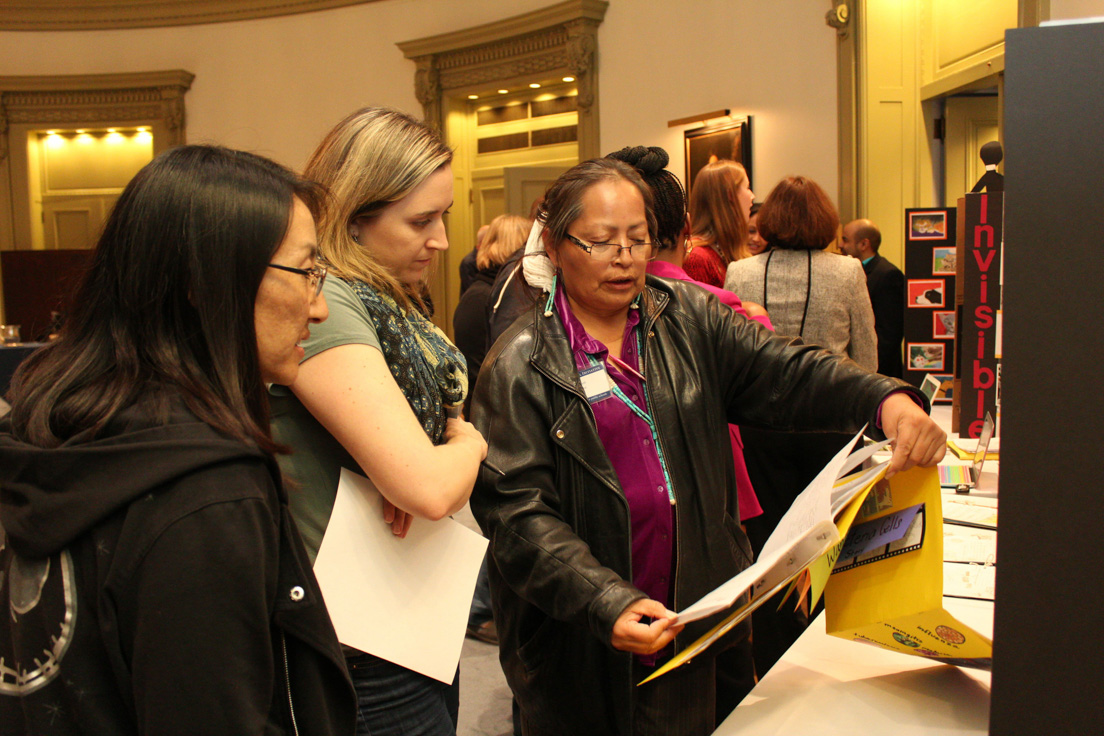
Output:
top-left (469, 158), bottom-right (946, 736)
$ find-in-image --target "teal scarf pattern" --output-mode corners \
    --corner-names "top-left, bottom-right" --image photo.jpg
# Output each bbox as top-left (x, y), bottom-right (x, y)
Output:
top-left (344, 279), bottom-right (468, 444)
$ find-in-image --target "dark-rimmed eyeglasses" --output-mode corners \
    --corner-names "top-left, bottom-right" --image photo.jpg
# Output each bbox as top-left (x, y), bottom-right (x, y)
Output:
top-left (565, 233), bottom-right (653, 262)
top-left (267, 262), bottom-right (328, 298)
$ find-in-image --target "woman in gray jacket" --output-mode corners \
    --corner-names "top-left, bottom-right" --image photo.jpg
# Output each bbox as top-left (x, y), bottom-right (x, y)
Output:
top-left (725, 175), bottom-right (877, 371)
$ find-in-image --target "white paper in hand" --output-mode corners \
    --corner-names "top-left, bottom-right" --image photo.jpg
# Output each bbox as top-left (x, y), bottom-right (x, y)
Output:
top-left (312, 468), bottom-right (488, 683)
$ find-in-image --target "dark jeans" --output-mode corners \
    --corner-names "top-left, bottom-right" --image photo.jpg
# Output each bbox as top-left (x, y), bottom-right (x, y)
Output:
top-left (346, 651), bottom-right (459, 736)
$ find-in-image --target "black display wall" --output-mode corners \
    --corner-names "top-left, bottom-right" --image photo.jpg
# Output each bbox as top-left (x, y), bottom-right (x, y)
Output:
top-left (902, 206), bottom-right (957, 396)
top-left (991, 21), bottom-right (1104, 736)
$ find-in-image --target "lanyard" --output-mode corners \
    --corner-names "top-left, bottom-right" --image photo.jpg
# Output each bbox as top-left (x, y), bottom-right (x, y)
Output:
top-left (584, 336), bottom-right (677, 506)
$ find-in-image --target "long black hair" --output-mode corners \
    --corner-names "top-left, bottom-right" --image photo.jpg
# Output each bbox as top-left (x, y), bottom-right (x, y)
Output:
top-left (9, 145), bottom-right (323, 451)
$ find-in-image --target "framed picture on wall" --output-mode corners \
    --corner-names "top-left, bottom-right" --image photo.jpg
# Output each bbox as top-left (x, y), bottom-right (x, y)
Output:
top-left (908, 342), bottom-right (945, 371)
top-left (684, 115), bottom-right (752, 196)
top-left (908, 211), bottom-right (948, 240)
top-left (932, 311), bottom-right (955, 339)
top-left (907, 278), bottom-right (945, 308)
top-left (932, 246), bottom-right (956, 275)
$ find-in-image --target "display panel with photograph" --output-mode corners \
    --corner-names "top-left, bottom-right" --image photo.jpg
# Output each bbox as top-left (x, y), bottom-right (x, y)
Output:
top-left (684, 116), bottom-right (752, 196)
top-left (933, 311), bottom-right (955, 339)
top-left (908, 278), bottom-right (946, 308)
top-left (932, 247), bottom-right (956, 275)
top-left (908, 342), bottom-right (945, 371)
top-left (909, 211), bottom-right (948, 240)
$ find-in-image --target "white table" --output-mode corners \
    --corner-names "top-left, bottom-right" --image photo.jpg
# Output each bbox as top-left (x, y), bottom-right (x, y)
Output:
top-left (715, 407), bottom-right (997, 734)
top-left (716, 599), bottom-right (993, 735)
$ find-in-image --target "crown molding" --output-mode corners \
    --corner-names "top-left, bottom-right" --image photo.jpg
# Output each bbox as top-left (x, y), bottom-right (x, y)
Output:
top-left (396, 0), bottom-right (607, 59)
top-left (0, 0), bottom-right (381, 31)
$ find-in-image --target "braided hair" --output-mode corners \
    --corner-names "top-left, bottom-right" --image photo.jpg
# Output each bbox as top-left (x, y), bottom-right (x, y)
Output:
top-left (604, 146), bottom-right (686, 252)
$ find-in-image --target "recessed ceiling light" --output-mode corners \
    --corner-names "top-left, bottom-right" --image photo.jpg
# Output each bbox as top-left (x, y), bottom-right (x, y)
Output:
top-left (562, 76), bottom-right (575, 83)
top-left (529, 83), bottom-right (541, 89)
top-left (498, 89), bottom-right (509, 94)
top-left (468, 94), bottom-right (478, 100)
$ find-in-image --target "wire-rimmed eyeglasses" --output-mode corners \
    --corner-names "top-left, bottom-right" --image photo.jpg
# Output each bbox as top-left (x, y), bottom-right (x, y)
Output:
top-left (565, 233), bottom-right (653, 262)
top-left (267, 262), bottom-right (328, 298)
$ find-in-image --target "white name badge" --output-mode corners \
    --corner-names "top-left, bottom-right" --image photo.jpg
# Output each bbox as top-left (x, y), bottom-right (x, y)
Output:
top-left (579, 363), bottom-right (614, 403)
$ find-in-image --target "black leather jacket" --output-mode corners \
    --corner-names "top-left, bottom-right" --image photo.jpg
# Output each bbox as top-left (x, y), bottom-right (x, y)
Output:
top-left (470, 276), bottom-right (915, 735)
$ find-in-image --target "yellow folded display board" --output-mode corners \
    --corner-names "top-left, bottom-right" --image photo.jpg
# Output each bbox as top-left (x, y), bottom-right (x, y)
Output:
top-left (823, 466), bottom-right (993, 669)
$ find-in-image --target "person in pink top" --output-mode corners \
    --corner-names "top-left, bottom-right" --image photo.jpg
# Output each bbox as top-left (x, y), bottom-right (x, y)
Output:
top-left (608, 145), bottom-right (768, 526)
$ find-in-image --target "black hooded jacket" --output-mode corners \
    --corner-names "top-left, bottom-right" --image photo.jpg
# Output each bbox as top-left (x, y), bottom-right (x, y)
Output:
top-left (0, 403), bottom-right (355, 735)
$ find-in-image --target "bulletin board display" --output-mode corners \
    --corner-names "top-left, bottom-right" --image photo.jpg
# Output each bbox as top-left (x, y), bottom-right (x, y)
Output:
top-left (902, 207), bottom-right (956, 400)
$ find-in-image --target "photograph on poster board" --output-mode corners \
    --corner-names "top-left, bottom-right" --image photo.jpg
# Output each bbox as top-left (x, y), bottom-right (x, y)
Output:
top-left (931, 373), bottom-right (953, 402)
top-left (908, 343), bottom-right (945, 371)
top-left (909, 211), bottom-right (947, 240)
top-left (684, 116), bottom-right (752, 195)
top-left (933, 311), bottom-right (955, 339)
top-left (908, 279), bottom-right (945, 307)
top-left (932, 246), bottom-right (956, 275)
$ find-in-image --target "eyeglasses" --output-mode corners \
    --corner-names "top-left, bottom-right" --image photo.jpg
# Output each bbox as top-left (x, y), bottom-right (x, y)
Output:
top-left (565, 233), bottom-right (653, 262)
top-left (267, 262), bottom-right (328, 298)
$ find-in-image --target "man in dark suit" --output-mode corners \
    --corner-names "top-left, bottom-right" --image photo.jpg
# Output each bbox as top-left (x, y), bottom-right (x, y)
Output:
top-left (841, 219), bottom-right (904, 376)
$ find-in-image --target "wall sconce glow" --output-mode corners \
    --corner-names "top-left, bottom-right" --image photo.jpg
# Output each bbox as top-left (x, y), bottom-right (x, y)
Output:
top-left (562, 76), bottom-right (575, 83)
top-left (45, 133), bottom-right (65, 149)
top-left (136, 130), bottom-right (153, 144)
top-left (497, 89), bottom-right (509, 94)
top-left (468, 94), bottom-right (478, 99)
top-left (529, 83), bottom-right (541, 89)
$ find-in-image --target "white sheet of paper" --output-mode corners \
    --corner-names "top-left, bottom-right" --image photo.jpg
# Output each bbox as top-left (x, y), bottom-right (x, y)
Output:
top-left (676, 428), bottom-right (871, 626)
top-left (312, 468), bottom-right (488, 684)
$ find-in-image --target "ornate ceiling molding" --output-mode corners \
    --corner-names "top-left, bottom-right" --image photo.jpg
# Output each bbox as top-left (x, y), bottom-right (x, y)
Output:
top-left (0, 0), bottom-right (381, 31)
top-left (0, 70), bottom-right (194, 162)
top-left (397, 0), bottom-right (608, 159)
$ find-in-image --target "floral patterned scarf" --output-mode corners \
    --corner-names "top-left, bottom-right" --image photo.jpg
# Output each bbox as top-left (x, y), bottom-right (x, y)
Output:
top-left (344, 279), bottom-right (467, 444)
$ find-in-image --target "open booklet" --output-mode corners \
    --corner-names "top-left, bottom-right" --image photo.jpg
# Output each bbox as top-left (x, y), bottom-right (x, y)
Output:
top-left (641, 428), bottom-right (890, 684)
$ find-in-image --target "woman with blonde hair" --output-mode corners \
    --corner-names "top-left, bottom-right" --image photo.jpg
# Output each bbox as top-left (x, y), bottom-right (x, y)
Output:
top-left (684, 159), bottom-right (756, 287)
top-left (269, 107), bottom-right (487, 736)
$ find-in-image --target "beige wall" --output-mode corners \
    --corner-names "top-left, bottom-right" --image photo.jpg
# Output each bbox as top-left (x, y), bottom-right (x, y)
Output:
top-left (0, 0), bottom-right (839, 200)
top-left (1050, 0), bottom-right (1104, 19)
top-left (599, 0), bottom-right (839, 201)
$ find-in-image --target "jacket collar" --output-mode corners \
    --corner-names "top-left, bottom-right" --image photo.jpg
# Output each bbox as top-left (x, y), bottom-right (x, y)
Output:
top-left (528, 276), bottom-right (671, 394)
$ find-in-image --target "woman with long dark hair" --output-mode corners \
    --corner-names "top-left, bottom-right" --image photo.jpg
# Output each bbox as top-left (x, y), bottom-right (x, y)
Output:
top-left (0, 145), bottom-right (354, 735)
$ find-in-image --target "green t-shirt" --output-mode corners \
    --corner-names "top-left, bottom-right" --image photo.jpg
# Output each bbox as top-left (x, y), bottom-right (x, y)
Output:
top-left (269, 277), bottom-right (381, 563)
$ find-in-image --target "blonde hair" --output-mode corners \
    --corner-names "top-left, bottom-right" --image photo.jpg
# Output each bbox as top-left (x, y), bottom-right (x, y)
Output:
top-left (303, 107), bottom-right (453, 309)
top-left (689, 159), bottom-right (750, 265)
top-left (476, 214), bottom-right (531, 270)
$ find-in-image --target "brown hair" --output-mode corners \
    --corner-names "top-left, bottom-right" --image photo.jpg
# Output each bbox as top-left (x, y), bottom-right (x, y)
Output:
top-left (756, 175), bottom-right (839, 251)
top-left (689, 159), bottom-right (750, 264)
top-left (477, 214), bottom-right (530, 270)
top-left (303, 107), bottom-right (452, 311)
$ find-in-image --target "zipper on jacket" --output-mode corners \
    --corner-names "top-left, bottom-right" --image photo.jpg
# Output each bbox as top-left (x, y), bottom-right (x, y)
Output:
top-left (281, 632), bottom-right (300, 736)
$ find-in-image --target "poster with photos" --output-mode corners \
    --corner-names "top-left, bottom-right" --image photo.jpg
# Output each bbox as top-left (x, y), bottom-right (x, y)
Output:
top-left (933, 311), bottom-right (955, 339)
top-left (903, 207), bottom-right (956, 393)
